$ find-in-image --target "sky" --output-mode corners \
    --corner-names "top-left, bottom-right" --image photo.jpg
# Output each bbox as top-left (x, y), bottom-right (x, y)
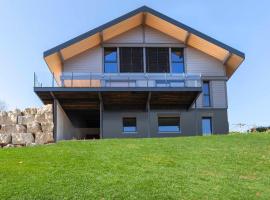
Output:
top-left (0, 0), bottom-right (269, 131)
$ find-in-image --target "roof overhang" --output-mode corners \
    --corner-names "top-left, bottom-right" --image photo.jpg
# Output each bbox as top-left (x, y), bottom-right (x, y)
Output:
top-left (44, 6), bottom-right (245, 78)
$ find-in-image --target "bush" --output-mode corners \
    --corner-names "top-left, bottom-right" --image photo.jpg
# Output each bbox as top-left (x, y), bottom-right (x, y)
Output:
top-left (249, 126), bottom-right (270, 133)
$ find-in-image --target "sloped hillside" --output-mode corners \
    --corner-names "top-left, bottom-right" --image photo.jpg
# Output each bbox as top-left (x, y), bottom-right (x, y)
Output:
top-left (0, 133), bottom-right (269, 199)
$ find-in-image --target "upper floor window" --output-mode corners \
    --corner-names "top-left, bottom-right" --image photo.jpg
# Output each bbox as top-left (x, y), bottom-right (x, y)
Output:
top-left (104, 47), bottom-right (185, 74)
top-left (203, 81), bottom-right (211, 107)
top-left (146, 47), bottom-right (169, 73)
top-left (120, 47), bottom-right (143, 72)
top-left (104, 47), bottom-right (118, 73)
top-left (171, 48), bottom-right (184, 73)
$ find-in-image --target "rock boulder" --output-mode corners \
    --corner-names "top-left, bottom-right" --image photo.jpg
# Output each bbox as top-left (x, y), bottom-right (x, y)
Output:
top-left (24, 108), bottom-right (37, 115)
top-left (3, 144), bottom-right (15, 148)
top-left (27, 122), bottom-right (41, 133)
top-left (0, 111), bottom-right (19, 125)
top-left (37, 104), bottom-right (52, 115)
top-left (35, 114), bottom-right (46, 123)
top-left (41, 122), bottom-right (54, 132)
top-left (18, 115), bottom-right (35, 125)
top-left (35, 132), bottom-right (54, 144)
top-left (12, 133), bottom-right (34, 145)
top-left (0, 124), bottom-right (26, 133)
top-left (0, 104), bottom-right (54, 147)
top-left (0, 133), bottom-right (11, 145)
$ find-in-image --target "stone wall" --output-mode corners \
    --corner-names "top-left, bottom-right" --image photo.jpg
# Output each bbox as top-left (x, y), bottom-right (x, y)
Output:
top-left (0, 104), bottom-right (54, 148)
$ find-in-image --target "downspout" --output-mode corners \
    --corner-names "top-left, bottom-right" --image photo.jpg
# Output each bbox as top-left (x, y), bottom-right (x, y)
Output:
top-left (147, 92), bottom-right (151, 138)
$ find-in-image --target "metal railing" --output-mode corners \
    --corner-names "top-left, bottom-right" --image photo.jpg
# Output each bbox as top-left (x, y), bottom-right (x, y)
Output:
top-left (34, 72), bottom-right (202, 88)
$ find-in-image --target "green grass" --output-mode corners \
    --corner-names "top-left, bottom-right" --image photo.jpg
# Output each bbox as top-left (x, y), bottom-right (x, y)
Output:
top-left (0, 133), bottom-right (270, 200)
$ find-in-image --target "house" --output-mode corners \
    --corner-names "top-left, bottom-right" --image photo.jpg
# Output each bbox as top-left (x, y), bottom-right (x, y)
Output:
top-left (34, 6), bottom-right (245, 141)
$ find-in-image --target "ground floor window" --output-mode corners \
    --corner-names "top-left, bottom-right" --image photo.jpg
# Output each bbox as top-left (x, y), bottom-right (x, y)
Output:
top-left (202, 117), bottom-right (212, 135)
top-left (123, 117), bottom-right (137, 133)
top-left (158, 116), bottom-right (180, 133)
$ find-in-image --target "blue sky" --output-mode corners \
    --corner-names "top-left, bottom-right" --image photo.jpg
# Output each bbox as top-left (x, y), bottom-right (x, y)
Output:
top-left (0, 0), bottom-right (269, 130)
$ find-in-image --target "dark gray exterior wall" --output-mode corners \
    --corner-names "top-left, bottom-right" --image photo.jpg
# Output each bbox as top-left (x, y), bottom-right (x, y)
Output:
top-left (102, 111), bottom-right (149, 138)
top-left (102, 108), bottom-right (228, 138)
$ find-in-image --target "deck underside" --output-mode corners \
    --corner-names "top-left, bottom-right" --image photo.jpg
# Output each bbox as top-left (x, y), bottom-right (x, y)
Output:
top-left (35, 87), bottom-right (201, 128)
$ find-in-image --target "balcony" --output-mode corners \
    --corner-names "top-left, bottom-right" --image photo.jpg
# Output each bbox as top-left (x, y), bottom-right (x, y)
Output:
top-left (34, 72), bottom-right (201, 88)
top-left (34, 72), bottom-right (202, 111)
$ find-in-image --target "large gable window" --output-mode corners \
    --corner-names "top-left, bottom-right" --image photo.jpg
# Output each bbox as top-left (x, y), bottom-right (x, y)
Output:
top-left (120, 47), bottom-right (143, 72)
top-left (146, 47), bottom-right (170, 73)
top-left (104, 47), bottom-right (118, 73)
top-left (171, 48), bottom-right (184, 73)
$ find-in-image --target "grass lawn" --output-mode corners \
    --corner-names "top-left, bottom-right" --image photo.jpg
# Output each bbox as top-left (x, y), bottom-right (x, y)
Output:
top-left (0, 133), bottom-right (270, 200)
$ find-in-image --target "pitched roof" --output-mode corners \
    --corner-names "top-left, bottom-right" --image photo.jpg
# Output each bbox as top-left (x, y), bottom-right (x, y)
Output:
top-left (44, 6), bottom-right (245, 78)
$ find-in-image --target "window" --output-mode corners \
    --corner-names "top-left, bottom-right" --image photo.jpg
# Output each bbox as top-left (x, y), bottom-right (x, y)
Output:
top-left (146, 47), bottom-right (170, 73)
top-left (104, 47), bottom-right (118, 73)
top-left (158, 117), bottom-right (180, 133)
top-left (203, 81), bottom-right (211, 107)
top-left (171, 48), bottom-right (184, 73)
top-left (120, 47), bottom-right (144, 72)
top-left (123, 117), bottom-right (137, 133)
top-left (202, 117), bottom-right (212, 135)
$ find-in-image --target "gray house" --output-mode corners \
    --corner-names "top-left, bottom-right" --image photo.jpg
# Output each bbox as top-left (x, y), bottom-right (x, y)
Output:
top-left (34, 6), bottom-right (245, 140)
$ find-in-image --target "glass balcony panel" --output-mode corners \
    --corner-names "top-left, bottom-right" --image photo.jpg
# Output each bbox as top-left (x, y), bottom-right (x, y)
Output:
top-left (34, 72), bottom-right (201, 88)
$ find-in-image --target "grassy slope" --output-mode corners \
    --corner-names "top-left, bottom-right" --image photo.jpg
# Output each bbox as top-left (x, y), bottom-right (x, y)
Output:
top-left (0, 134), bottom-right (269, 200)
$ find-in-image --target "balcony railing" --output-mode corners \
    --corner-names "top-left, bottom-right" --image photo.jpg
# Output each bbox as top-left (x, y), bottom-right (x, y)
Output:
top-left (34, 72), bottom-right (202, 88)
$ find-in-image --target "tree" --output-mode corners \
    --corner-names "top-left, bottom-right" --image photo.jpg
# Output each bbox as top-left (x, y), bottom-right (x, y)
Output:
top-left (0, 99), bottom-right (7, 111)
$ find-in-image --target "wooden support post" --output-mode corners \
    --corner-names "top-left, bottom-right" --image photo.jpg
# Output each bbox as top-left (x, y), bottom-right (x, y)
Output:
top-left (223, 52), bottom-right (232, 65)
top-left (184, 32), bottom-right (191, 44)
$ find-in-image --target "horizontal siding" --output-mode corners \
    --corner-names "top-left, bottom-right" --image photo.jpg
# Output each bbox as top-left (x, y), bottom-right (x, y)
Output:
top-left (105, 25), bottom-right (182, 44)
top-left (194, 80), bottom-right (227, 109)
top-left (105, 26), bottom-right (143, 43)
top-left (185, 47), bottom-right (225, 76)
top-left (145, 26), bottom-right (181, 44)
top-left (63, 47), bottom-right (102, 73)
top-left (212, 81), bottom-right (227, 108)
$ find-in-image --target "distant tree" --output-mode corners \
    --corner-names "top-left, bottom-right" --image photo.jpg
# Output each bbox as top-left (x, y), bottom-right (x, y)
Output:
top-left (248, 126), bottom-right (270, 133)
top-left (255, 126), bottom-right (270, 132)
top-left (0, 99), bottom-right (7, 111)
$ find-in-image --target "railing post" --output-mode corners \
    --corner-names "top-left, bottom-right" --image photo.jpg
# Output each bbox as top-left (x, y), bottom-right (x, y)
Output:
top-left (89, 72), bottom-right (91, 88)
top-left (147, 75), bottom-right (149, 88)
top-left (128, 76), bottom-right (130, 87)
top-left (71, 72), bottom-right (73, 87)
top-left (165, 73), bottom-right (167, 87)
top-left (34, 72), bottom-right (36, 87)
